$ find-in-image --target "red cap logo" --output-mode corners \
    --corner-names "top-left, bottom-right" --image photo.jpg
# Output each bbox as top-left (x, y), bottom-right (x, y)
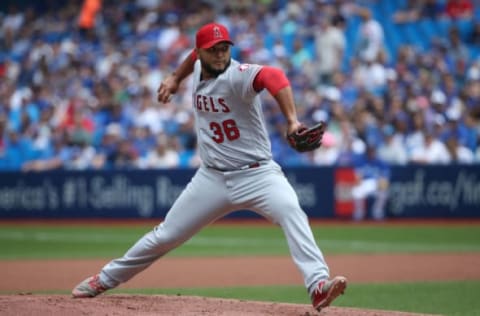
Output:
top-left (196, 23), bottom-right (234, 49)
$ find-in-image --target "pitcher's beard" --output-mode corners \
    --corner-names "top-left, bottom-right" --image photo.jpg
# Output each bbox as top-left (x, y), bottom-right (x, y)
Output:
top-left (202, 59), bottom-right (231, 78)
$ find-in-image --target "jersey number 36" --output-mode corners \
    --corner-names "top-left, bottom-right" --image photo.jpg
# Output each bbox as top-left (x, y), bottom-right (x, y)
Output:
top-left (210, 119), bottom-right (240, 143)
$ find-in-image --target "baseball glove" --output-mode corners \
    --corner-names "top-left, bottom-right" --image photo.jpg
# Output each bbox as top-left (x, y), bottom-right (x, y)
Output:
top-left (286, 121), bottom-right (326, 152)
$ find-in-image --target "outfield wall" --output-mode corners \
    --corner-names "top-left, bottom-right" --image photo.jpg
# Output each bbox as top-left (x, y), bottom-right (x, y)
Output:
top-left (0, 165), bottom-right (479, 219)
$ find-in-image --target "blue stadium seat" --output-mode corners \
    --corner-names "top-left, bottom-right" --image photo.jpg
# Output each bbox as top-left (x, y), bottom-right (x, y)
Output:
top-left (406, 22), bottom-right (428, 50)
top-left (475, 6), bottom-right (480, 20)
top-left (264, 33), bottom-right (275, 50)
top-left (282, 33), bottom-right (295, 55)
top-left (344, 15), bottom-right (361, 56)
top-left (418, 19), bottom-right (438, 40)
top-left (383, 22), bottom-right (401, 60)
top-left (469, 45), bottom-right (480, 60)
top-left (437, 18), bottom-right (453, 36)
top-left (454, 19), bottom-right (474, 40)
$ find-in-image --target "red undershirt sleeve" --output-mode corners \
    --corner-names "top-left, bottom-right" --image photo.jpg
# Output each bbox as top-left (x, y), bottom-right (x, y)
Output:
top-left (253, 66), bottom-right (290, 96)
top-left (190, 50), bottom-right (197, 61)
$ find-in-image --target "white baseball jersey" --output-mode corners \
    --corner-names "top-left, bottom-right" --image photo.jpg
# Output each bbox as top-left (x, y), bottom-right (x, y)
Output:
top-left (192, 59), bottom-right (272, 170)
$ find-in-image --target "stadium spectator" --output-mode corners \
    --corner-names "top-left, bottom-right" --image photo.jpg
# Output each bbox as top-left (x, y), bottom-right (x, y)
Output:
top-left (352, 50), bottom-right (388, 93)
top-left (335, 119), bottom-right (366, 167)
top-left (139, 133), bottom-right (179, 169)
top-left (430, 89), bottom-right (448, 115)
top-left (465, 110), bottom-right (479, 149)
top-left (271, 37), bottom-right (288, 63)
top-left (312, 131), bottom-right (339, 166)
top-left (350, 103), bottom-right (382, 149)
top-left (92, 122), bottom-right (123, 168)
top-left (467, 21), bottom-right (480, 45)
top-left (67, 138), bottom-right (97, 170)
top-left (314, 14), bottom-right (346, 86)
top-left (409, 126), bottom-right (451, 164)
top-left (106, 138), bottom-right (139, 169)
top-left (131, 90), bottom-right (164, 135)
top-left (129, 125), bottom-right (155, 157)
top-left (156, 13), bottom-right (182, 54)
top-left (21, 130), bottom-right (73, 172)
top-left (445, 0), bottom-right (474, 20)
top-left (354, 7), bottom-right (384, 64)
top-left (351, 145), bottom-right (390, 221)
top-left (441, 102), bottom-right (475, 149)
top-left (445, 132), bottom-right (475, 163)
top-left (405, 111), bottom-right (427, 155)
top-left (290, 37), bottom-right (314, 73)
top-left (389, 111), bottom-right (409, 149)
top-left (0, 116), bottom-right (5, 168)
top-left (2, 129), bottom-right (33, 170)
top-left (78, 0), bottom-right (102, 41)
top-left (393, 0), bottom-right (445, 23)
top-left (446, 26), bottom-right (470, 66)
top-left (377, 124), bottom-right (408, 165)
top-left (1, 4), bottom-right (24, 35)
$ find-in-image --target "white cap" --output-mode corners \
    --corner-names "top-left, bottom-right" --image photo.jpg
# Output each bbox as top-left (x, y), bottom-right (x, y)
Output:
top-left (433, 113), bottom-right (445, 125)
top-left (386, 68), bottom-right (397, 81)
top-left (467, 65), bottom-right (480, 81)
top-left (446, 107), bottom-right (461, 121)
top-left (313, 109), bottom-right (329, 122)
top-left (431, 90), bottom-right (446, 104)
top-left (105, 123), bottom-right (122, 136)
top-left (322, 86), bottom-right (341, 102)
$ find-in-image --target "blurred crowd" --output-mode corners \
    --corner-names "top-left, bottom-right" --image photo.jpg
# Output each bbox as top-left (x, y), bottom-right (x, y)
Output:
top-left (0, 0), bottom-right (479, 171)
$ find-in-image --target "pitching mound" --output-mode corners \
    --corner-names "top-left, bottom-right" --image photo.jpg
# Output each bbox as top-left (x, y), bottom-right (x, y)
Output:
top-left (0, 294), bottom-right (436, 316)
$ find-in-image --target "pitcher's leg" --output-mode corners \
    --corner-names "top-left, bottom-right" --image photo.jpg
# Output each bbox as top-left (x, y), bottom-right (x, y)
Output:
top-left (100, 168), bottom-right (231, 287)
top-left (246, 166), bottom-right (329, 294)
top-left (280, 202), bottom-right (330, 294)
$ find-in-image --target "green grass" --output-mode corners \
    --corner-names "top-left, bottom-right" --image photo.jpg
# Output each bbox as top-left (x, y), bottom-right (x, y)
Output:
top-left (1, 222), bottom-right (480, 315)
top-left (1, 223), bottom-right (479, 259)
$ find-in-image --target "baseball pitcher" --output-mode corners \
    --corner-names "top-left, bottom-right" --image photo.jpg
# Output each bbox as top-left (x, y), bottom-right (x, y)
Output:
top-left (72, 22), bottom-right (347, 312)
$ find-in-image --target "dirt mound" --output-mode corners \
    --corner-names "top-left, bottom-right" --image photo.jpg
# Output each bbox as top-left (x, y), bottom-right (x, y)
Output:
top-left (0, 294), bottom-right (437, 316)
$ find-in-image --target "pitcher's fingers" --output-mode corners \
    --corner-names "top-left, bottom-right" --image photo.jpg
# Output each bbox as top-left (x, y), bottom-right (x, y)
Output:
top-left (157, 91), bottom-right (172, 104)
top-left (157, 85), bottom-right (168, 103)
top-left (157, 81), bottom-right (168, 95)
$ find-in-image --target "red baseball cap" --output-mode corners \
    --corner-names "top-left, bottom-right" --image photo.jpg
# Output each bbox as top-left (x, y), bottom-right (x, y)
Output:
top-left (195, 23), bottom-right (234, 49)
